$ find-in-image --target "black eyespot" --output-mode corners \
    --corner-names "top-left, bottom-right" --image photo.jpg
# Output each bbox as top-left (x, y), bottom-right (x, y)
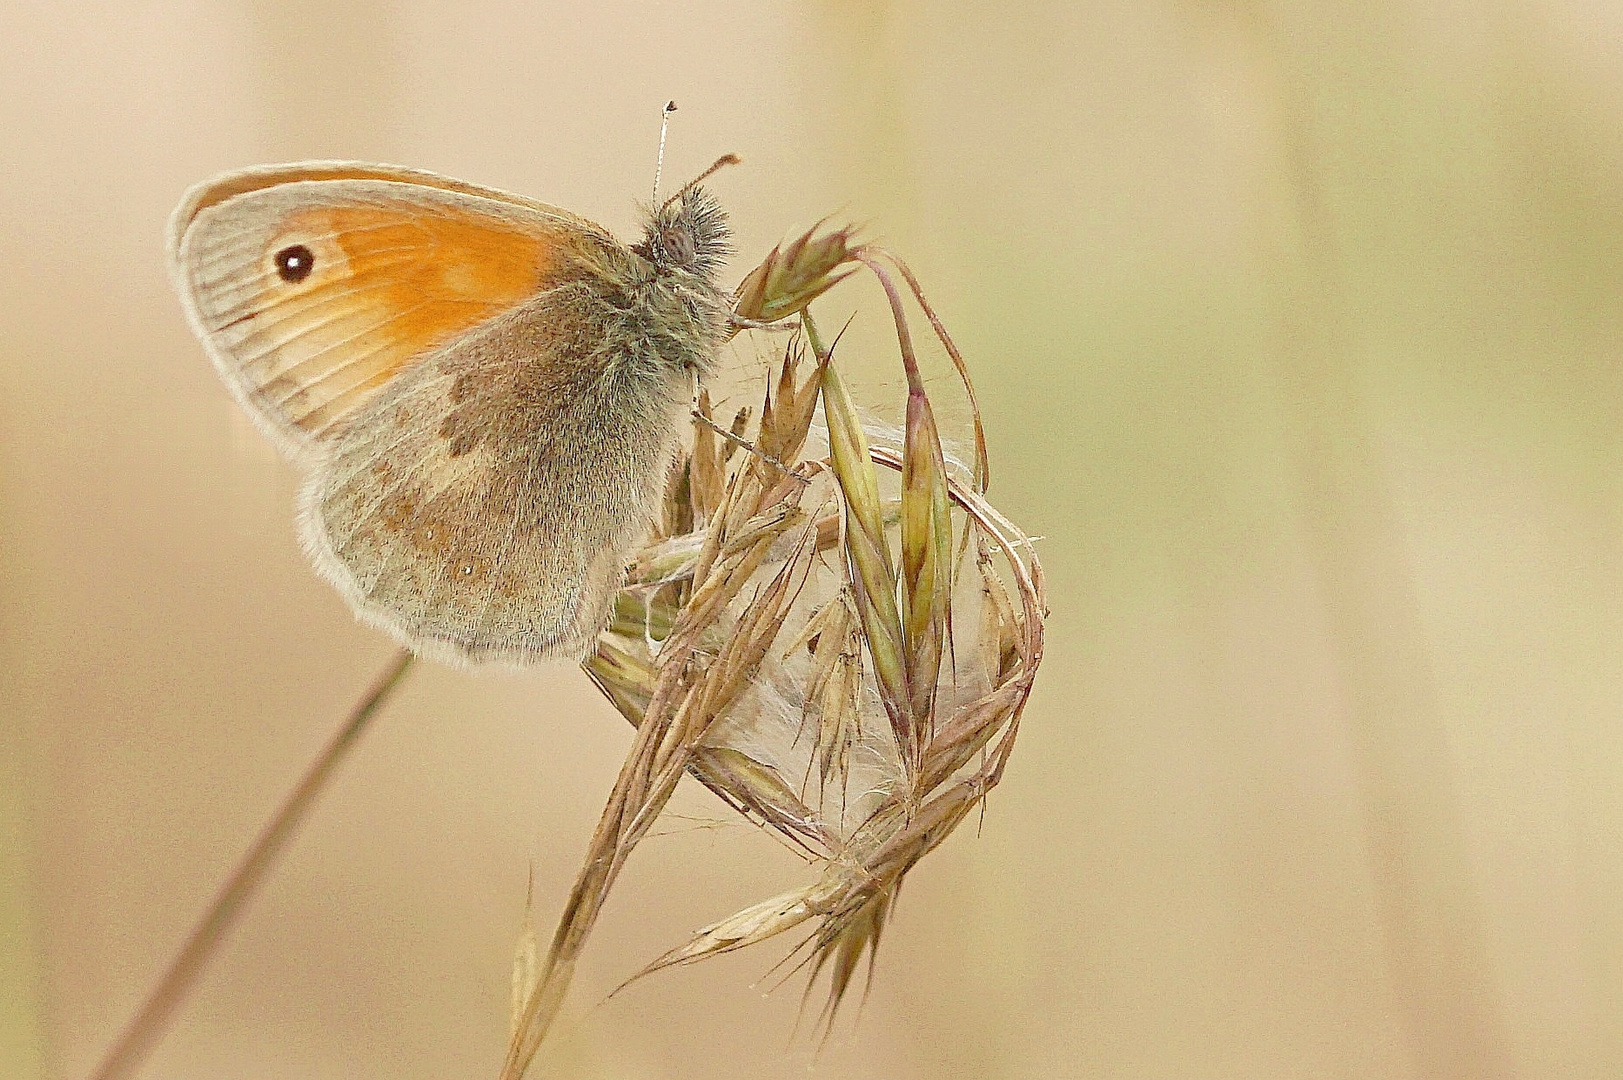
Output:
top-left (274, 244), bottom-right (315, 283)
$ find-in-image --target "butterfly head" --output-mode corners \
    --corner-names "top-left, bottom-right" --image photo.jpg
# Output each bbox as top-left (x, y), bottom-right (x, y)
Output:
top-left (638, 183), bottom-right (731, 284)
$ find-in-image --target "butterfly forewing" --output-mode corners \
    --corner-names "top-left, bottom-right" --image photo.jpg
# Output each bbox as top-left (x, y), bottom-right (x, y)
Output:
top-left (170, 168), bottom-right (613, 454)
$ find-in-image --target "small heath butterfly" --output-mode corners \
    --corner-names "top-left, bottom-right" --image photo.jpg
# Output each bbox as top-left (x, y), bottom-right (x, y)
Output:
top-left (168, 151), bottom-right (739, 665)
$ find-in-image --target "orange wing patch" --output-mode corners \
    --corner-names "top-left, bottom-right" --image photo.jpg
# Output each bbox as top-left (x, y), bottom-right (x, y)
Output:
top-left (173, 173), bottom-right (604, 450)
top-left (222, 206), bottom-right (553, 438)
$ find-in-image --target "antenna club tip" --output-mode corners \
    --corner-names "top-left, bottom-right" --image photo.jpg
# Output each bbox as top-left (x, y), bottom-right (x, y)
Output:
top-left (664, 100), bottom-right (678, 113)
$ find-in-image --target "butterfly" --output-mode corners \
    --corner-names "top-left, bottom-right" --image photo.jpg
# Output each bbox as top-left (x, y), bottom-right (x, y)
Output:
top-left (168, 156), bottom-right (737, 665)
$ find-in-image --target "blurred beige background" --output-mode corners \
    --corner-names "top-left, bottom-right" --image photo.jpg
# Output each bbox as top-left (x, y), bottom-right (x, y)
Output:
top-left (5, 1), bottom-right (1623, 1078)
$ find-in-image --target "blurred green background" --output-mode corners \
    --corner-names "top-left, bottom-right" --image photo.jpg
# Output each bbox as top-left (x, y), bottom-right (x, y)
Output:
top-left (5, 2), bottom-right (1623, 1077)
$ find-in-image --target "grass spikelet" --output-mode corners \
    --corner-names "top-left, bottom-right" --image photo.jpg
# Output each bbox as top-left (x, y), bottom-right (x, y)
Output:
top-left (732, 222), bottom-right (862, 327)
top-left (815, 331), bottom-right (913, 764)
top-left (504, 222), bottom-right (1045, 1076)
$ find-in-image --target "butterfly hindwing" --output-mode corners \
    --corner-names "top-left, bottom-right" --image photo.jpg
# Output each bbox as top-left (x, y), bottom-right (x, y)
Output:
top-left (301, 279), bottom-right (690, 663)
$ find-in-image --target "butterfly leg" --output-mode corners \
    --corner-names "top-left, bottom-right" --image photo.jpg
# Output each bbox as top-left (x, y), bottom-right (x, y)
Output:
top-left (688, 408), bottom-right (806, 482)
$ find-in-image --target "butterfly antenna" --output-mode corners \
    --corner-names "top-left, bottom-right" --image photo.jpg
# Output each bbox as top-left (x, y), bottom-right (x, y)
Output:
top-left (661, 153), bottom-right (742, 213)
top-left (652, 100), bottom-right (677, 204)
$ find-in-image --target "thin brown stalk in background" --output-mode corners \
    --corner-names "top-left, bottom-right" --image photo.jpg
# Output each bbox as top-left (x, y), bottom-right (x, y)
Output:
top-left (86, 650), bottom-right (414, 1080)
